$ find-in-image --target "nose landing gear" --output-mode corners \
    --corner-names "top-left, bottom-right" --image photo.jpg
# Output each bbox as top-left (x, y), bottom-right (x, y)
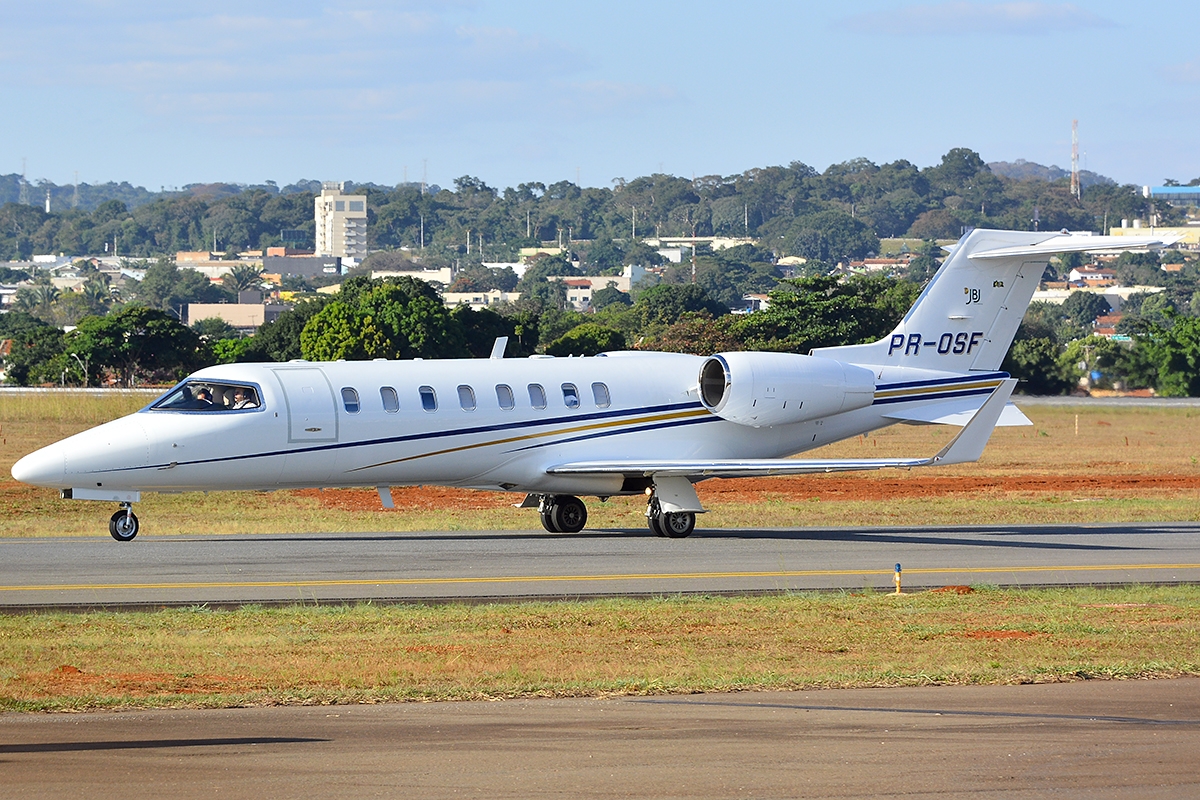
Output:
top-left (109, 503), bottom-right (139, 542)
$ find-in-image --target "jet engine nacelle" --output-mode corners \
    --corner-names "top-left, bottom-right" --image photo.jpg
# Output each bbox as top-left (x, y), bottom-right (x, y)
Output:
top-left (698, 351), bottom-right (876, 428)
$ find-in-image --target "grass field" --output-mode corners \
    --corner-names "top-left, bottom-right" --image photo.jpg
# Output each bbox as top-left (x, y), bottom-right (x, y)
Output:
top-left (2, 391), bottom-right (1199, 536)
top-left (3, 393), bottom-right (1200, 712)
top-left (2, 586), bottom-right (1197, 712)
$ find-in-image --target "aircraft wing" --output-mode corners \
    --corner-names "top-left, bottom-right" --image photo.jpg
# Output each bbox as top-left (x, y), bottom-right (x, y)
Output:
top-left (547, 380), bottom-right (1016, 480)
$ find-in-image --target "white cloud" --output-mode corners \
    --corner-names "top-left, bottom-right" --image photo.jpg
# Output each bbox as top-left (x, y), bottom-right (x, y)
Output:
top-left (1, 2), bottom-right (664, 134)
top-left (843, 2), bottom-right (1116, 35)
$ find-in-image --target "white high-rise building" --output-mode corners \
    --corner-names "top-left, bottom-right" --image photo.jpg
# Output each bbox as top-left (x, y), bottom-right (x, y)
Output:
top-left (314, 182), bottom-right (368, 259)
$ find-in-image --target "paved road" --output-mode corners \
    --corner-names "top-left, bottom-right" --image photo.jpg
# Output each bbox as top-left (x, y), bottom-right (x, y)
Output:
top-left (3, 679), bottom-right (1198, 798)
top-left (3, 522), bottom-right (1200, 608)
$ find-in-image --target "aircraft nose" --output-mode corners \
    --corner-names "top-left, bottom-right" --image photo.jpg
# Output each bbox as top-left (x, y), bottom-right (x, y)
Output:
top-left (11, 444), bottom-right (66, 488)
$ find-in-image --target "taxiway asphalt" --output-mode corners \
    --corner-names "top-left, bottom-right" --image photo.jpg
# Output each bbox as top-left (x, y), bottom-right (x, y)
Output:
top-left (3, 679), bottom-right (1199, 798)
top-left (2, 521), bottom-right (1200, 609)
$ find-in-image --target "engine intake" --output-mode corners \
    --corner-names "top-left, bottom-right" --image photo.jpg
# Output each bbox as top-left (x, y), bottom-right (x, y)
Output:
top-left (699, 351), bottom-right (876, 428)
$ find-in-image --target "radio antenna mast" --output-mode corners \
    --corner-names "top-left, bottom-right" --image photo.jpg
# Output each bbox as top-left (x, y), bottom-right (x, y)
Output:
top-left (1070, 120), bottom-right (1081, 201)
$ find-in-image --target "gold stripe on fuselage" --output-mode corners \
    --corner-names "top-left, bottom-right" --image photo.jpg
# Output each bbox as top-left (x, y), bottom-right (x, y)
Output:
top-left (872, 378), bottom-right (1002, 401)
top-left (346, 407), bottom-right (712, 473)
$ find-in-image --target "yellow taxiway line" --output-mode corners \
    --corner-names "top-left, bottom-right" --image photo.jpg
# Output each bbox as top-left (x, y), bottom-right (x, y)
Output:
top-left (3, 563), bottom-right (1200, 594)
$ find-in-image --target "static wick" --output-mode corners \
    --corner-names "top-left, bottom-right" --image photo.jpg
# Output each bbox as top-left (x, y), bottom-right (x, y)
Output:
top-left (894, 562), bottom-right (902, 595)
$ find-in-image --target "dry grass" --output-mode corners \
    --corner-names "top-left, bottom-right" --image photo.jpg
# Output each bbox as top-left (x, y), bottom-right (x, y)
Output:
top-left (3, 392), bottom-right (1200, 536)
top-left (2, 586), bottom-right (1198, 712)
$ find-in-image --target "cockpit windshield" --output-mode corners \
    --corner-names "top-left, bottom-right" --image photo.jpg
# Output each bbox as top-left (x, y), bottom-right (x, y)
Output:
top-left (150, 381), bottom-right (262, 412)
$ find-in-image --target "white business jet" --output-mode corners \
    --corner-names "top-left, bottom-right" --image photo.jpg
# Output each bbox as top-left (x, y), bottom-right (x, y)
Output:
top-left (12, 229), bottom-right (1174, 541)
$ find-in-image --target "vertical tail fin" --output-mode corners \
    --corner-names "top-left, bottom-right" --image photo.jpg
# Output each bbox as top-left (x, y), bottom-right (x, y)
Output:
top-left (812, 229), bottom-right (1178, 372)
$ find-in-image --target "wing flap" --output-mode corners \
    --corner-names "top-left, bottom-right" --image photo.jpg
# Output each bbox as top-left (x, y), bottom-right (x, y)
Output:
top-left (547, 380), bottom-right (1016, 479)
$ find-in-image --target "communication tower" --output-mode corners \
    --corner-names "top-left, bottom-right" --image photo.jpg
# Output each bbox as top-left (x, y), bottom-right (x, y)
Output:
top-left (18, 158), bottom-right (29, 205)
top-left (1070, 120), bottom-right (1081, 200)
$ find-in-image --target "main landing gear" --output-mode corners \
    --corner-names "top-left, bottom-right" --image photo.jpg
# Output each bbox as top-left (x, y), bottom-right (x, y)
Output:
top-left (109, 503), bottom-right (139, 542)
top-left (646, 495), bottom-right (696, 538)
top-left (539, 495), bottom-right (588, 533)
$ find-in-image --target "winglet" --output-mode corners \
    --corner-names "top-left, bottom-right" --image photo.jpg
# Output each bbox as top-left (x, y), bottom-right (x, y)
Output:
top-left (930, 379), bottom-right (1017, 465)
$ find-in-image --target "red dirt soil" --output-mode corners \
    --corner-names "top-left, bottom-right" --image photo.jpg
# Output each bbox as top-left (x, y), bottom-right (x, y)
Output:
top-left (294, 474), bottom-right (1200, 512)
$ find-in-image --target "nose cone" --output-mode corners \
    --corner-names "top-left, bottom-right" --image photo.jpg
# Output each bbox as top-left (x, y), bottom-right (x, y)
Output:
top-left (11, 444), bottom-right (67, 488)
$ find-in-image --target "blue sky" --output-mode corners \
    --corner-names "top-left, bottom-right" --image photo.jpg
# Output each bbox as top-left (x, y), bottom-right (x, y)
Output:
top-left (3, 1), bottom-right (1197, 191)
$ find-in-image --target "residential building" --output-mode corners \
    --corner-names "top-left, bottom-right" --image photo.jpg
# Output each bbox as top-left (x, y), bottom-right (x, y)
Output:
top-left (315, 182), bottom-right (368, 259)
top-left (371, 267), bottom-right (456, 286)
top-left (442, 290), bottom-right (522, 310)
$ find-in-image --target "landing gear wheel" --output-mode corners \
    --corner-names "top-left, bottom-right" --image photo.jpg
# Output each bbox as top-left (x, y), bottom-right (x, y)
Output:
top-left (660, 511), bottom-right (695, 538)
top-left (109, 508), bottom-right (139, 542)
top-left (540, 507), bottom-right (559, 533)
top-left (646, 497), bottom-right (695, 538)
top-left (646, 497), bottom-right (667, 537)
top-left (550, 496), bottom-right (587, 533)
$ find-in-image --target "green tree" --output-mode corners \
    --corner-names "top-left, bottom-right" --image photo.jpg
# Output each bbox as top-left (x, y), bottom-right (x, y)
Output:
top-left (638, 312), bottom-right (744, 355)
top-left (634, 283), bottom-right (727, 329)
top-left (245, 297), bottom-right (330, 362)
top-left (1147, 316), bottom-right (1200, 396)
top-left (223, 264), bottom-right (263, 292)
top-left (300, 277), bottom-right (467, 360)
top-left (211, 337), bottom-right (258, 364)
top-left (1002, 338), bottom-right (1074, 395)
top-left (590, 283), bottom-right (632, 310)
top-left (544, 323), bottom-right (626, 356)
top-left (192, 317), bottom-right (241, 341)
top-left (68, 306), bottom-right (207, 386)
top-left (729, 274), bottom-right (919, 354)
top-left (1061, 291), bottom-right (1111, 327)
top-left (0, 312), bottom-right (65, 385)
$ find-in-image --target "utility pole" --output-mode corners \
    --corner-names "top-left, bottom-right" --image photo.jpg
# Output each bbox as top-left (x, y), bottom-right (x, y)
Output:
top-left (632, 206), bottom-right (636, 239)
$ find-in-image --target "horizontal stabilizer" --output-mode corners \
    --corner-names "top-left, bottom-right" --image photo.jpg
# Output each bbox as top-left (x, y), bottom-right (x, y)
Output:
top-left (883, 397), bottom-right (1031, 427)
top-left (547, 380), bottom-right (1016, 479)
top-left (971, 234), bottom-right (1181, 260)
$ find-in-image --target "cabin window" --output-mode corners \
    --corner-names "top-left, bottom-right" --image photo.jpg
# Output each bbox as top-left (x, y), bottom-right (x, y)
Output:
top-left (419, 386), bottom-right (437, 412)
top-left (458, 385), bottom-right (477, 411)
top-left (592, 382), bottom-right (611, 408)
top-left (496, 384), bottom-right (515, 410)
top-left (150, 381), bottom-right (261, 412)
top-left (341, 387), bottom-right (360, 413)
top-left (562, 383), bottom-right (580, 409)
top-left (380, 386), bottom-right (399, 413)
top-left (528, 383), bottom-right (547, 410)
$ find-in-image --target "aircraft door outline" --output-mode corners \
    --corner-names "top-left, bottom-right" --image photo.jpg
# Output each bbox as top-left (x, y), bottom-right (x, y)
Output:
top-left (272, 368), bottom-right (339, 443)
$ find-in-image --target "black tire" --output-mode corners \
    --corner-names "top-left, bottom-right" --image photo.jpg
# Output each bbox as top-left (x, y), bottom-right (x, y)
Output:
top-left (646, 497), bottom-right (667, 537)
top-left (550, 496), bottom-right (587, 533)
top-left (540, 508), bottom-right (559, 533)
top-left (660, 511), bottom-right (695, 538)
top-left (109, 509), bottom-right (139, 542)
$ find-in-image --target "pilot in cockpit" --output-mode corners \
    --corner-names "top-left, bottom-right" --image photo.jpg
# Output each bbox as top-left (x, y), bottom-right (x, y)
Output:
top-left (231, 386), bottom-right (259, 409)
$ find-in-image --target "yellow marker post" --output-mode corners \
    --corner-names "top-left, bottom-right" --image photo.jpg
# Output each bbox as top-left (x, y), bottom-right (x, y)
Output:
top-left (894, 563), bottom-right (902, 595)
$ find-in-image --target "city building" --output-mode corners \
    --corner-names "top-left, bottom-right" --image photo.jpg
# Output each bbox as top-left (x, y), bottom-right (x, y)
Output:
top-left (315, 182), bottom-right (368, 259)
top-left (442, 289), bottom-right (522, 310)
